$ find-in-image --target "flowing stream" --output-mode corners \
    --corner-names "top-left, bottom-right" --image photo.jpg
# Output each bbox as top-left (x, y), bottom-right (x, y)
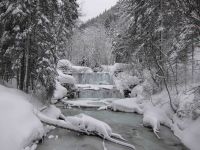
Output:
top-left (37, 72), bottom-right (188, 150)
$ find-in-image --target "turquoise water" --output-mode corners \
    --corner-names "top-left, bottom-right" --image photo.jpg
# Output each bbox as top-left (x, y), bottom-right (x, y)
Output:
top-left (37, 108), bottom-right (188, 150)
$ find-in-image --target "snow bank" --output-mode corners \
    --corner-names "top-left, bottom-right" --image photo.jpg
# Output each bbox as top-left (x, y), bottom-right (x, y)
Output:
top-left (0, 85), bottom-right (44, 150)
top-left (57, 59), bottom-right (73, 69)
top-left (181, 118), bottom-right (200, 150)
top-left (114, 72), bottom-right (141, 93)
top-left (57, 69), bottom-right (76, 85)
top-left (62, 98), bottom-right (113, 108)
top-left (111, 98), bottom-right (143, 114)
top-left (142, 103), bottom-right (172, 137)
top-left (57, 59), bottom-right (93, 74)
top-left (53, 81), bottom-right (68, 100)
top-left (42, 105), bottom-right (62, 119)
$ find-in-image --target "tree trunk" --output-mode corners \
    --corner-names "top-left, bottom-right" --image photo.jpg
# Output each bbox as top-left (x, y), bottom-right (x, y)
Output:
top-left (24, 33), bottom-right (30, 93)
top-left (191, 38), bottom-right (194, 83)
top-left (19, 51), bottom-right (25, 90)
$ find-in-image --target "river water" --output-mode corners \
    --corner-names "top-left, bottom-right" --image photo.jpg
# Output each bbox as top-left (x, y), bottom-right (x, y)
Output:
top-left (37, 107), bottom-right (188, 150)
top-left (37, 72), bottom-right (188, 150)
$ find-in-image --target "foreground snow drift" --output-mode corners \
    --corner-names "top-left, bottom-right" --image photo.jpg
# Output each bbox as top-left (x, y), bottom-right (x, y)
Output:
top-left (0, 85), bottom-right (44, 150)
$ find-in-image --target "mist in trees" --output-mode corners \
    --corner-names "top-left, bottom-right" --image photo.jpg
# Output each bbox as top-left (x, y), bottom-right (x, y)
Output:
top-left (70, 24), bottom-right (113, 67)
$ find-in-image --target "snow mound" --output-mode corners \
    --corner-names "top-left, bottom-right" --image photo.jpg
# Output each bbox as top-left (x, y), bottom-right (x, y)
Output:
top-left (57, 69), bottom-right (76, 84)
top-left (53, 81), bottom-right (68, 100)
top-left (42, 105), bottom-right (62, 119)
top-left (66, 113), bottom-right (113, 136)
top-left (181, 118), bottom-right (200, 150)
top-left (0, 85), bottom-right (44, 150)
top-left (62, 99), bottom-right (109, 108)
top-left (57, 59), bottom-right (93, 73)
top-left (111, 98), bottom-right (143, 114)
top-left (57, 59), bottom-right (73, 69)
top-left (114, 72), bottom-right (141, 93)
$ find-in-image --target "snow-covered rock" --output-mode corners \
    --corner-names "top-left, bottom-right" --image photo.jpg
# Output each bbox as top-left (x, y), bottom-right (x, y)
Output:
top-left (57, 69), bottom-right (76, 85)
top-left (57, 59), bottom-right (73, 69)
top-left (114, 72), bottom-right (141, 94)
top-left (42, 105), bottom-right (62, 119)
top-left (142, 103), bottom-right (172, 138)
top-left (62, 99), bottom-right (110, 108)
top-left (53, 81), bottom-right (68, 100)
top-left (57, 59), bottom-right (93, 74)
top-left (111, 98), bottom-right (143, 114)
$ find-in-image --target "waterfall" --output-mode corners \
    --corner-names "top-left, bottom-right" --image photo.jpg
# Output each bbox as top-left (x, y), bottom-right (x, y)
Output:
top-left (73, 73), bottom-right (122, 99)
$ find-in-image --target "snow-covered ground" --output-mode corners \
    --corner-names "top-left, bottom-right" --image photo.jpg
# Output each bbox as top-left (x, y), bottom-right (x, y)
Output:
top-left (0, 85), bottom-right (44, 150)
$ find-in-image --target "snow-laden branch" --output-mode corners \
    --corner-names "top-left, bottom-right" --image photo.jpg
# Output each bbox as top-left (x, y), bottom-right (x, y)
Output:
top-left (34, 107), bottom-right (135, 149)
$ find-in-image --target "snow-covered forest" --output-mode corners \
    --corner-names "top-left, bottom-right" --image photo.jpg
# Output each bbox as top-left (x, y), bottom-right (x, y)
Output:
top-left (0, 0), bottom-right (200, 150)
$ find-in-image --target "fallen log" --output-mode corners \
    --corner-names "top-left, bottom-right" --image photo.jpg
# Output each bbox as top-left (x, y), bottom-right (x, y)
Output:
top-left (34, 109), bottom-right (135, 149)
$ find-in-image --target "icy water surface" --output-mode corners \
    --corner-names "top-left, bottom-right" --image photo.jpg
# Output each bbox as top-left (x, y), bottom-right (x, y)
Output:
top-left (37, 108), bottom-right (188, 150)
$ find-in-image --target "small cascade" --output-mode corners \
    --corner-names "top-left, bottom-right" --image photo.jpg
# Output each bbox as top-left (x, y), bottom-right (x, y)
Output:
top-left (73, 73), bottom-right (113, 85)
top-left (73, 72), bottom-right (122, 99)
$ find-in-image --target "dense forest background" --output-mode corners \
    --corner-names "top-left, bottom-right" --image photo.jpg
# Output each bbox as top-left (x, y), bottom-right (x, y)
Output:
top-left (70, 0), bottom-right (200, 100)
top-left (0, 0), bottom-right (199, 100)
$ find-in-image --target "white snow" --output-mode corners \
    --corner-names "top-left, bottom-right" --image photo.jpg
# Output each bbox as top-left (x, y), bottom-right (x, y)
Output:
top-left (0, 85), bottom-right (44, 150)
top-left (48, 135), bottom-right (54, 139)
top-left (62, 99), bottom-right (108, 108)
top-left (111, 98), bottom-right (143, 114)
top-left (57, 69), bottom-right (76, 84)
top-left (53, 81), bottom-right (68, 100)
top-left (181, 118), bottom-right (200, 150)
top-left (58, 59), bottom-right (93, 73)
top-left (42, 105), bottom-right (62, 119)
top-left (57, 59), bottom-right (73, 69)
